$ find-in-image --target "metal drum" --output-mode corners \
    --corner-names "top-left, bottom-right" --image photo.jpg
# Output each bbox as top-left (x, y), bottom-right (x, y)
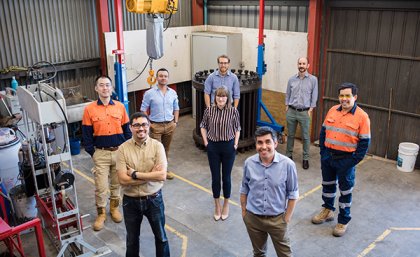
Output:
top-left (192, 69), bottom-right (261, 151)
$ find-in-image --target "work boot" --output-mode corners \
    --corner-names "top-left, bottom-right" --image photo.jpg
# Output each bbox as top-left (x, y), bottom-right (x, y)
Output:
top-left (93, 207), bottom-right (106, 231)
top-left (311, 207), bottom-right (334, 224)
top-left (333, 223), bottom-right (348, 237)
top-left (166, 171), bottom-right (175, 180)
top-left (110, 199), bottom-right (123, 223)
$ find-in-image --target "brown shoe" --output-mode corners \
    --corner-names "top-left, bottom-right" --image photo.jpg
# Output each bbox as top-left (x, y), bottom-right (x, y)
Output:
top-left (312, 207), bottom-right (334, 224)
top-left (93, 207), bottom-right (106, 231)
top-left (333, 223), bottom-right (348, 237)
top-left (110, 199), bottom-right (123, 223)
top-left (166, 171), bottom-right (175, 180)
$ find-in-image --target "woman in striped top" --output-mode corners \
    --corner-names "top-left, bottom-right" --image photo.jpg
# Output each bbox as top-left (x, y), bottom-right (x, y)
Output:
top-left (200, 87), bottom-right (241, 221)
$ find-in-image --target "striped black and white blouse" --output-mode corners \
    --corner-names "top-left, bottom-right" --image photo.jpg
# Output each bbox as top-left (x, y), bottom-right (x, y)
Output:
top-left (200, 106), bottom-right (241, 142)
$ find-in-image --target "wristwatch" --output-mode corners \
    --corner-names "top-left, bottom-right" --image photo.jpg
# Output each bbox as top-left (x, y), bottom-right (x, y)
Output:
top-left (131, 171), bottom-right (138, 180)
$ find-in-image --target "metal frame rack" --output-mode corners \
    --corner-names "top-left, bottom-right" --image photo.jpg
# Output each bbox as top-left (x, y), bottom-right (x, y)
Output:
top-left (17, 83), bottom-right (110, 257)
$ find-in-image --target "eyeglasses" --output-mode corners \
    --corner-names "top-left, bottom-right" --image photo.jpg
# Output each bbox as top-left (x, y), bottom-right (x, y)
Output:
top-left (339, 94), bottom-right (353, 99)
top-left (218, 62), bottom-right (229, 65)
top-left (131, 123), bottom-right (149, 129)
top-left (97, 83), bottom-right (112, 88)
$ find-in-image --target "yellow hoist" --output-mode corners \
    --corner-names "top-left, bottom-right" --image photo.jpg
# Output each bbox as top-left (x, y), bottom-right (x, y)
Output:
top-left (126, 0), bottom-right (178, 87)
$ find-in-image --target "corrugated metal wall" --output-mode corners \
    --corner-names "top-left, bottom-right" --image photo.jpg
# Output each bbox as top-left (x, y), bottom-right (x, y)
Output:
top-left (207, 0), bottom-right (308, 32)
top-left (0, 0), bottom-right (100, 98)
top-left (0, 0), bottom-right (98, 67)
top-left (315, 3), bottom-right (420, 166)
top-left (0, 0), bottom-right (192, 100)
top-left (108, 0), bottom-right (192, 31)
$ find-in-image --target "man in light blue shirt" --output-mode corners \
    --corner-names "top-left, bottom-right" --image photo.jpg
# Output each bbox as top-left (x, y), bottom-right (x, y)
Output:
top-left (141, 68), bottom-right (179, 179)
top-left (285, 57), bottom-right (318, 169)
top-left (204, 55), bottom-right (240, 108)
top-left (240, 126), bottom-right (299, 257)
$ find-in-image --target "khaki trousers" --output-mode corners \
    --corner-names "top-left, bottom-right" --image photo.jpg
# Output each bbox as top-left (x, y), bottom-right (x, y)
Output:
top-left (150, 121), bottom-right (176, 158)
top-left (243, 211), bottom-right (292, 257)
top-left (92, 149), bottom-right (121, 207)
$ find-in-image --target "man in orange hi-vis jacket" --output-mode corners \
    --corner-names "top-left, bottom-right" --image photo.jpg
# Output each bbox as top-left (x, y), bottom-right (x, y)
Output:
top-left (82, 75), bottom-right (131, 231)
top-left (312, 82), bottom-right (371, 237)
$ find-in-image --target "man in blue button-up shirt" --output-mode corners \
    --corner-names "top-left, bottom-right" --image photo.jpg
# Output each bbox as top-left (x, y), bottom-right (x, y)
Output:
top-left (240, 126), bottom-right (299, 257)
top-left (141, 68), bottom-right (179, 179)
top-left (204, 55), bottom-right (240, 108)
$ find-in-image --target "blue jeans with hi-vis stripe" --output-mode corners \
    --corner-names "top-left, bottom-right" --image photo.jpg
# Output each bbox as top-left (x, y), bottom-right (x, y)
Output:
top-left (320, 157), bottom-right (356, 225)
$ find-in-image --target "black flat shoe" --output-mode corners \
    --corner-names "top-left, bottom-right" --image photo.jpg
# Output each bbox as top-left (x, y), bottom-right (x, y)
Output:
top-left (303, 160), bottom-right (309, 169)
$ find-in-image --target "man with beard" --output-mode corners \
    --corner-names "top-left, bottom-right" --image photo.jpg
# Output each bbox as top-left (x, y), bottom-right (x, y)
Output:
top-left (312, 83), bottom-right (370, 237)
top-left (116, 112), bottom-right (170, 257)
top-left (240, 126), bottom-right (299, 257)
top-left (82, 75), bottom-right (131, 231)
top-left (141, 68), bottom-right (179, 180)
top-left (285, 57), bottom-right (318, 169)
top-left (204, 54), bottom-right (240, 108)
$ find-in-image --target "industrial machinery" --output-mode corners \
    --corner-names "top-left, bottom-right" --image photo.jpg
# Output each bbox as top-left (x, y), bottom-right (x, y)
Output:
top-left (17, 83), bottom-right (110, 257)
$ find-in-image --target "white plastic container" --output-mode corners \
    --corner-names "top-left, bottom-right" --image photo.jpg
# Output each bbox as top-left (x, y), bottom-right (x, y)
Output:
top-left (0, 128), bottom-right (21, 192)
top-left (9, 184), bottom-right (37, 219)
top-left (397, 142), bottom-right (419, 172)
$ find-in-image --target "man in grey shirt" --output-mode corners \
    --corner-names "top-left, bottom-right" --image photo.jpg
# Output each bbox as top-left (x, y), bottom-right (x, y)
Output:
top-left (285, 57), bottom-right (318, 169)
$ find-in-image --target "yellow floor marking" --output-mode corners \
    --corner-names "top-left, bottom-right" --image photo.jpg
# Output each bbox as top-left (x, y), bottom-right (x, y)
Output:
top-left (171, 173), bottom-right (240, 207)
top-left (66, 163), bottom-right (188, 257)
top-left (298, 185), bottom-right (322, 201)
top-left (358, 227), bottom-right (420, 257)
top-left (166, 225), bottom-right (188, 257)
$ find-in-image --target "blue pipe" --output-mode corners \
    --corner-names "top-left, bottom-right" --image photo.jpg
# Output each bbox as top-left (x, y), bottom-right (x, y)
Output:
top-left (204, 0), bottom-right (208, 25)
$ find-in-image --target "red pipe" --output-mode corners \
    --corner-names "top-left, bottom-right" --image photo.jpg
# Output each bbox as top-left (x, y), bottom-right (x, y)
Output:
top-left (307, 0), bottom-right (322, 76)
top-left (192, 0), bottom-right (204, 25)
top-left (95, 0), bottom-right (110, 75)
top-left (258, 0), bottom-right (265, 45)
top-left (114, 0), bottom-right (125, 64)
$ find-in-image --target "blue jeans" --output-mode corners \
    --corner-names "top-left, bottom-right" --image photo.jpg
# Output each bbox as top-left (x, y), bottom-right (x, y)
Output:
top-left (123, 193), bottom-right (170, 257)
top-left (206, 140), bottom-right (236, 199)
top-left (286, 108), bottom-right (310, 160)
top-left (321, 157), bottom-right (356, 224)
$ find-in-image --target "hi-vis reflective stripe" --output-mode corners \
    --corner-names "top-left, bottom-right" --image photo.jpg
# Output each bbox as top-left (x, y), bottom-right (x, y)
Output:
top-left (325, 138), bottom-right (358, 148)
top-left (323, 192), bottom-right (336, 198)
top-left (339, 202), bottom-right (352, 208)
top-left (322, 180), bottom-right (337, 185)
top-left (359, 133), bottom-right (370, 139)
top-left (324, 125), bottom-right (358, 137)
top-left (340, 187), bottom-right (353, 195)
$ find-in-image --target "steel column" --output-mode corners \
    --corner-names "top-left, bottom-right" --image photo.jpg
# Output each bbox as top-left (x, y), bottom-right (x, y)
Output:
top-left (95, 0), bottom-right (110, 75)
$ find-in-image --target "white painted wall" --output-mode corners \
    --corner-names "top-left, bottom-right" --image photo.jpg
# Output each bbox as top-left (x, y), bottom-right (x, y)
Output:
top-left (105, 26), bottom-right (203, 92)
top-left (206, 26), bottom-right (307, 93)
top-left (105, 25), bottom-right (307, 93)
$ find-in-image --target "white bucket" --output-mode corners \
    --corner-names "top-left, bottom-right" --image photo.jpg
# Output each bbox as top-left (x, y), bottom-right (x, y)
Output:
top-left (397, 142), bottom-right (419, 172)
top-left (0, 133), bottom-right (21, 192)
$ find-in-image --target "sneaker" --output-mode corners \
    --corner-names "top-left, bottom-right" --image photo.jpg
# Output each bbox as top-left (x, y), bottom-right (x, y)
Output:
top-left (166, 171), bottom-right (175, 180)
top-left (333, 223), bottom-right (348, 237)
top-left (311, 207), bottom-right (334, 224)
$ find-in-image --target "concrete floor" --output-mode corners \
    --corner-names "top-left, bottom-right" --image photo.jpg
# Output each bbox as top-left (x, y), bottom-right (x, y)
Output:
top-left (16, 115), bottom-right (420, 257)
